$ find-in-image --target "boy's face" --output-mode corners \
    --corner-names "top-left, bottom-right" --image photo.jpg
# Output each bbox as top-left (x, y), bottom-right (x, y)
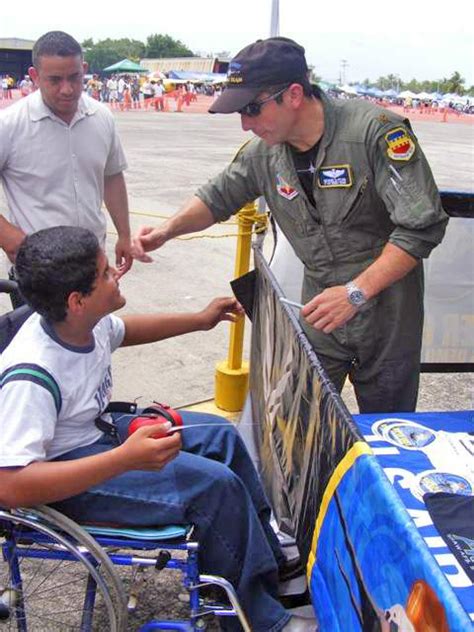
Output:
top-left (84, 250), bottom-right (126, 319)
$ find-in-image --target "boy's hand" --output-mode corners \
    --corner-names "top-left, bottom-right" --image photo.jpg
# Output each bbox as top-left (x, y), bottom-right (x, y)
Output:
top-left (119, 422), bottom-right (181, 471)
top-left (198, 297), bottom-right (244, 330)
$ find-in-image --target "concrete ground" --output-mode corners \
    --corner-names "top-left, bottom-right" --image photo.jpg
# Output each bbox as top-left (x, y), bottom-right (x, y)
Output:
top-left (0, 104), bottom-right (473, 629)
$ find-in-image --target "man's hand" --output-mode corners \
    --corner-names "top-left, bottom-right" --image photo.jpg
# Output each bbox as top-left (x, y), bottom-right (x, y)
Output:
top-left (132, 197), bottom-right (216, 263)
top-left (131, 226), bottom-right (169, 263)
top-left (119, 422), bottom-right (182, 471)
top-left (115, 234), bottom-right (133, 276)
top-left (198, 297), bottom-right (244, 330)
top-left (0, 219), bottom-right (26, 263)
top-left (301, 286), bottom-right (358, 334)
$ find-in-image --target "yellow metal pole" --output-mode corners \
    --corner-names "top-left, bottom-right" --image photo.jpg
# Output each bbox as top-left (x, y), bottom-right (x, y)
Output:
top-left (215, 201), bottom-right (258, 412)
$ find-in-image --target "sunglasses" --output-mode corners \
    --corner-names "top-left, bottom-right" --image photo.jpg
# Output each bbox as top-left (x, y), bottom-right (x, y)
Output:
top-left (238, 86), bottom-right (289, 117)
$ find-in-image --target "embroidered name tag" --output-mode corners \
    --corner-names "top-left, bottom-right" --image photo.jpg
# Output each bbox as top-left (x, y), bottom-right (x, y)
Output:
top-left (276, 174), bottom-right (299, 200)
top-left (385, 127), bottom-right (415, 161)
top-left (318, 165), bottom-right (353, 188)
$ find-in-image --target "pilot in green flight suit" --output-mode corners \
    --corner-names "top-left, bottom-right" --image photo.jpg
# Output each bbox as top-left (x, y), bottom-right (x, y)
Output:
top-left (133, 37), bottom-right (448, 414)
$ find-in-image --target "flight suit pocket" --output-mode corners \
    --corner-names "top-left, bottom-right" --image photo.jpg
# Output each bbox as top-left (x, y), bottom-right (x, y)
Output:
top-left (340, 177), bottom-right (369, 224)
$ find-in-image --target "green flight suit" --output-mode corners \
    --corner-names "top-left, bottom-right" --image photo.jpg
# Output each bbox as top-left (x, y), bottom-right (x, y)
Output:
top-left (197, 90), bottom-right (448, 412)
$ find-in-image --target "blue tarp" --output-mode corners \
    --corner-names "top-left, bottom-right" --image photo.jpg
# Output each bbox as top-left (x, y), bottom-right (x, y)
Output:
top-left (365, 87), bottom-right (384, 97)
top-left (382, 88), bottom-right (398, 97)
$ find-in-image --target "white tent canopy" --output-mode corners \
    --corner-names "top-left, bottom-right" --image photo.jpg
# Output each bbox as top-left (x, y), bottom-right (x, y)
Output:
top-left (340, 84), bottom-right (358, 95)
top-left (398, 90), bottom-right (416, 99)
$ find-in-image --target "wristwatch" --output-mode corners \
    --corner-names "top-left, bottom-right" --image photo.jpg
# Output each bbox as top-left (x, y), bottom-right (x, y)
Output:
top-left (345, 281), bottom-right (367, 307)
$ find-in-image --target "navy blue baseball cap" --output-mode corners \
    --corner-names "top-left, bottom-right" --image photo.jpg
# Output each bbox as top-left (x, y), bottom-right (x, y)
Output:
top-left (209, 37), bottom-right (309, 114)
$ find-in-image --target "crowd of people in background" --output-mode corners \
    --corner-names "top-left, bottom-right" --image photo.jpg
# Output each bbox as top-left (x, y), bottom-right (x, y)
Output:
top-left (0, 74), bottom-right (16, 99)
top-left (326, 87), bottom-right (474, 115)
top-left (1, 73), bottom-right (33, 99)
top-left (1, 69), bottom-right (215, 111)
top-left (2, 68), bottom-right (471, 116)
top-left (83, 73), bottom-right (204, 111)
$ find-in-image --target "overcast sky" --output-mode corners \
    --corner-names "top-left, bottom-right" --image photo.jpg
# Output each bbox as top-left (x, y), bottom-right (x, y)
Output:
top-left (4, 0), bottom-right (474, 85)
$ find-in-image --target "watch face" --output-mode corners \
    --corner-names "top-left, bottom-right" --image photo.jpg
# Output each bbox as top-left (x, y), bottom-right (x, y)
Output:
top-left (350, 289), bottom-right (365, 306)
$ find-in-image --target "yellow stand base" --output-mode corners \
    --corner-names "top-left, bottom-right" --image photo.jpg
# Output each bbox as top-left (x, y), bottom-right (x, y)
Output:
top-left (215, 360), bottom-right (250, 412)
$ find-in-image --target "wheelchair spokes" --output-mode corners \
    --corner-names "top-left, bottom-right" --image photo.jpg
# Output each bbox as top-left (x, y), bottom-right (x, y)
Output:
top-left (0, 506), bottom-right (252, 631)
top-left (0, 507), bottom-right (127, 631)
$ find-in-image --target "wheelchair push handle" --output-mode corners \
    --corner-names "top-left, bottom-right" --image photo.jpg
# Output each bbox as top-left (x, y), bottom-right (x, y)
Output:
top-left (0, 279), bottom-right (18, 294)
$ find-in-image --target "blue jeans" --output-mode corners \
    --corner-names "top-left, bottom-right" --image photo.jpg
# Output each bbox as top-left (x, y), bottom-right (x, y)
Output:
top-left (52, 411), bottom-right (290, 632)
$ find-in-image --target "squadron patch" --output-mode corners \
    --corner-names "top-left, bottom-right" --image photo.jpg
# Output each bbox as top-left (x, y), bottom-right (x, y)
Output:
top-left (276, 174), bottom-right (299, 200)
top-left (385, 127), bottom-right (415, 161)
top-left (318, 164), bottom-right (353, 188)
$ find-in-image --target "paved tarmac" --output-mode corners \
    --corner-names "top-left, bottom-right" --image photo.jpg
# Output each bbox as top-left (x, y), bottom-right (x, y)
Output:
top-left (1, 107), bottom-right (473, 411)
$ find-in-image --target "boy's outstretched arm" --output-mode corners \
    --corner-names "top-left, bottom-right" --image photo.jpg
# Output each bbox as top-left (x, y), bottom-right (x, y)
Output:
top-left (120, 297), bottom-right (244, 347)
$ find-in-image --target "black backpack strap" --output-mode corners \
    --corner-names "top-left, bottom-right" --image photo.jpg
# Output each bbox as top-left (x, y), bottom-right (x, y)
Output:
top-left (104, 401), bottom-right (138, 414)
top-left (95, 401), bottom-right (139, 440)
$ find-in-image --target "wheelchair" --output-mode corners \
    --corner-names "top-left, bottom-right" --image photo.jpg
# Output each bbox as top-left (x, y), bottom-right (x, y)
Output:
top-left (0, 282), bottom-right (251, 631)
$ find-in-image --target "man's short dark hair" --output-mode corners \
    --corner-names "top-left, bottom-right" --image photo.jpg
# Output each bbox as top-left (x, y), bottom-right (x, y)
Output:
top-left (32, 31), bottom-right (83, 68)
top-left (265, 77), bottom-right (315, 102)
top-left (15, 226), bottom-right (100, 322)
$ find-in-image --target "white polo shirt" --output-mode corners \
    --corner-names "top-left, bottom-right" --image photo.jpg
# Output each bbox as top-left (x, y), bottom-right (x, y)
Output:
top-left (0, 91), bottom-right (127, 244)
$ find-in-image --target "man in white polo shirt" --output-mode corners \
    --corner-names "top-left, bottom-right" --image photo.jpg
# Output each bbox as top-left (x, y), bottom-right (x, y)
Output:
top-left (0, 31), bottom-right (133, 302)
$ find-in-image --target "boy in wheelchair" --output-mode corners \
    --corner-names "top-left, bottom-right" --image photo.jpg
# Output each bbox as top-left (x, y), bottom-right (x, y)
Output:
top-left (0, 226), bottom-right (315, 631)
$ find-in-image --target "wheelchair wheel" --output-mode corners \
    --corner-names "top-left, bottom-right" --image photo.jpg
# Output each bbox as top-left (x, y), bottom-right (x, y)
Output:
top-left (0, 505), bottom-right (128, 631)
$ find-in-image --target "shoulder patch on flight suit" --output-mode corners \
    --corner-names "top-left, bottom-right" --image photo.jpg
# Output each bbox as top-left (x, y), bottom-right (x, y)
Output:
top-left (276, 174), bottom-right (299, 200)
top-left (317, 164), bottom-right (353, 188)
top-left (385, 127), bottom-right (416, 161)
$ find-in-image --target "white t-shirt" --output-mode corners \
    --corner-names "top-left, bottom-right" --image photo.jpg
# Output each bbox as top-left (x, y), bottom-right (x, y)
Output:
top-left (0, 91), bottom-right (127, 244)
top-left (0, 312), bottom-right (125, 466)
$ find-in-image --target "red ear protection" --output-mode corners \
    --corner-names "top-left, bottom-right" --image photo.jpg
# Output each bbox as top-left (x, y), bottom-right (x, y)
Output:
top-left (128, 415), bottom-right (170, 438)
top-left (127, 402), bottom-right (183, 438)
top-left (141, 402), bottom-right (183, 427)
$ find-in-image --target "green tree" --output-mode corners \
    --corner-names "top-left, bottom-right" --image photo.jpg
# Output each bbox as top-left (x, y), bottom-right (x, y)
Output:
top-left (350, 71), bottom-right (470, 96)
top-left (405, 78), bottom-right (422, 93)
top-left (82, 38), bottom-right (146, 73)
top-left (144, 34), bottom-right (194, 58)
top-left (439, 71), bottom-right (465, 95)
